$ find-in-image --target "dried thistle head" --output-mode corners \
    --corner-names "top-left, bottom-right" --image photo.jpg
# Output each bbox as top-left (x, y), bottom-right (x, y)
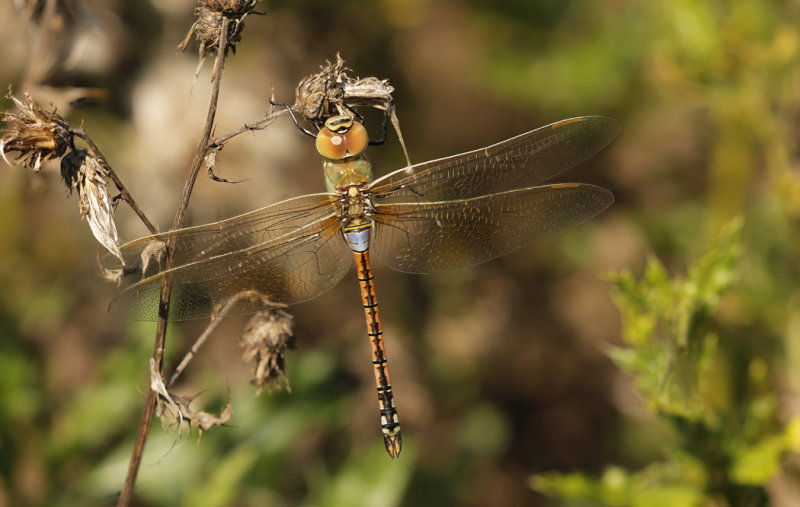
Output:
top-left (294, 53), bottom-right (348, 122)
top-left (1, 92), bottom-right (71, 172)
top-left (240, 309), bottom-right (295, 394)
top-left (178, 0), bottom-right (261, 58)
top-left (294, 53), bottom-right (396, 124)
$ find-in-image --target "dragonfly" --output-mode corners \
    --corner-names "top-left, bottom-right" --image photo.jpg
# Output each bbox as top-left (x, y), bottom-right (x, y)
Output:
top-left (109, 114), bottom-right (620, 458)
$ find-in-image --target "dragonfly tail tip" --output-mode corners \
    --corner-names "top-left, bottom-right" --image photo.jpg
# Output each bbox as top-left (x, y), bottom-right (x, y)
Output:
top-left (383, 429), bottom-right (402, 459)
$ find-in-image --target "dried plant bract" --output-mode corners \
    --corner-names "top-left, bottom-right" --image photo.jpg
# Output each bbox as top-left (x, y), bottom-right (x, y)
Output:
top-left (151, 359), bottom-right (233, 439)
top-left (65, 151), bottom-right (123, 261)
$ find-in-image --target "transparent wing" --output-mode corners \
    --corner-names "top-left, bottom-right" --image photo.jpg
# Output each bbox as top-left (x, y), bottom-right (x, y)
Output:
top-left (372, 184), bottom-right (613, 273)
top-left (108, 194), bottom-right (351, 321)
top-left (369, 116), bottom-right (620, 203)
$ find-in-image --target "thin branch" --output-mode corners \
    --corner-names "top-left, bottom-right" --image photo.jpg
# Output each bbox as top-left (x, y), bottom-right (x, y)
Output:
top-left (117, 16), bottom-right (232, 507)
top-left (210, 107), bottom-right (287, 147)
top-left (166, 297), bottom-right (237, 388)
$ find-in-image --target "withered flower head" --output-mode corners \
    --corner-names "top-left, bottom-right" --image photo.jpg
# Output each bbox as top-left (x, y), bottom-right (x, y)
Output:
top-left (294, 53), bottom-right (396, 124)
top-left (1, 92), bottom-right (71, 172)
top-left (178, 0), bottom-right (261, 58)
top-left (240, 309), bottom-right (295, 394)
top-left (62, 149), bottom-right (122, 261)
top-left (294, 53), bottom-right (348, 122)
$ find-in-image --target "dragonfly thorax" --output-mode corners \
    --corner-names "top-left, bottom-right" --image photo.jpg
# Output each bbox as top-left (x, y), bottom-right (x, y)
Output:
top-left (338, 183), bottom-right (375, 253)
top-left (324, 155), bottom-right (373, 193)
top-left (338, 183), bottom-right (373, 221)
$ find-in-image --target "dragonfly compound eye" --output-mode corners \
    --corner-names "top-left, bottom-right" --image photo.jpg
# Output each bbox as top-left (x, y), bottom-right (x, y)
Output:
top-left (316, 116), bottom-right (369, 160)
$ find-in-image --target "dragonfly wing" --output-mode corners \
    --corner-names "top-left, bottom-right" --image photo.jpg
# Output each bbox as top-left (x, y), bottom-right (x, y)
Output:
top-left (372, 184), bottom-right (613, 273)
top-left (370, 116), bottom-right (620, 203)
top-left (108, 194), bottom-right (351, 321)
top-left (113, 193), bottom-right (338, 269)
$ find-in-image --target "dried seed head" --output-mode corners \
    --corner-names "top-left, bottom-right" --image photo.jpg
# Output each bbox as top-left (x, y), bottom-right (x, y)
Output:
top-left (240, 309), bottom-right (295, 394)
top-left (294, 53), bottom-right (348, 122)
top-left (178, 0), bottom-right (261, 58)
top-left (294, 53), bottom-right (396, 123)
top-left (62, 149), bottom-right (122, 261)
top-left (1, 92), bottom-right (71, 172)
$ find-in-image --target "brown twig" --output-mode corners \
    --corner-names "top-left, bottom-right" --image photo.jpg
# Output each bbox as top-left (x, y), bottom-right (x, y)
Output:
top-left (166, 295), bottom-right (239, 388)
top-left (72, 128), bottom-right (157, 234)
top-left (210, 106), bottom-right (287, 147)
top-left (116, 16), bottom-right (232, 507)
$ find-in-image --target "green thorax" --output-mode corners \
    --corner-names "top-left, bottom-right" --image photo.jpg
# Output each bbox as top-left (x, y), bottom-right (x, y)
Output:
top-left (324, 154), bottom-right (373, 193)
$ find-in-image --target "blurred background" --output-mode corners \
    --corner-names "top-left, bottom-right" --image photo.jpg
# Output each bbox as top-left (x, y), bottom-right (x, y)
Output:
top-left (1, 0), bottom-right (799, 505)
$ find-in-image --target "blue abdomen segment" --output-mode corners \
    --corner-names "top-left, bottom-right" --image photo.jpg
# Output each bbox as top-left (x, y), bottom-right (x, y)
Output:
top-left (344, 223), bottom-right (371, 252)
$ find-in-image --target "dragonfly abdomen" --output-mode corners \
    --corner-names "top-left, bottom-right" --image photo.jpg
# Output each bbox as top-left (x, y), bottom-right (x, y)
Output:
top-left (351, 239), bottom-right (402, 458)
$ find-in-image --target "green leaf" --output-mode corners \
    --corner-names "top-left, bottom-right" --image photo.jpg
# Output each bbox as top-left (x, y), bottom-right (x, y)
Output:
top-left (730, 415), bottom-right (800, 485)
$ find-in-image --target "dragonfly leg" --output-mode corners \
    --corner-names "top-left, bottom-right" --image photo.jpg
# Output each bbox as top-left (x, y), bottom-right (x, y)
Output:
top-left (353, 250), bottom-right (402, 458)
top-left (269, 99), bottom-right (319, 138)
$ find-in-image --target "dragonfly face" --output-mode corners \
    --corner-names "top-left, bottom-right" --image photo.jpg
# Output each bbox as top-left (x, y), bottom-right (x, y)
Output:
top-left (109, 114), bottom-right (621, 458)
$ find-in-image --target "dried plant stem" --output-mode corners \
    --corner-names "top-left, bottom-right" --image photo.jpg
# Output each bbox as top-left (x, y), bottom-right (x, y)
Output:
top-left (117, 16), bottom-right (232, 507)
top-left (72, 129), bottom-right (157, 234)
top-left (166, 298), bottom-right (237, 388)
top-left (211, 107), bottom-right (286, 147)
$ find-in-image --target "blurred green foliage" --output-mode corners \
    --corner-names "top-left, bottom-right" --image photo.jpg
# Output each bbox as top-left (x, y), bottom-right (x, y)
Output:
top-left (2, 0), bottom-right (800, 505)
top-left (533, 220), bottom-right (800, 505)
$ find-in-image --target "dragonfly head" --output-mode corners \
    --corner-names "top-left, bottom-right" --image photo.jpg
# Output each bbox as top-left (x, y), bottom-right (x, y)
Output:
top-left (316, 115), bottom-right (368, 160)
